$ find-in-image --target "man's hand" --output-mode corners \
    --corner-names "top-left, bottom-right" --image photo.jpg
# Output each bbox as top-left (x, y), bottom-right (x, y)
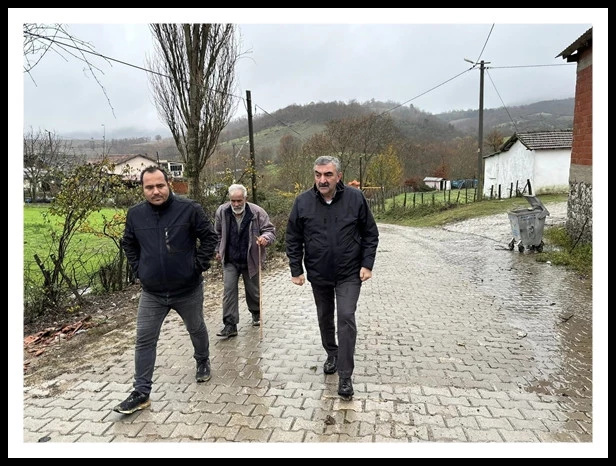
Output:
top-left (291, 274), bottom-right (305, 286)
top-left (255, 236), bottom-right (268, 247)
top-left (359, 267), bottom-right (372, 282)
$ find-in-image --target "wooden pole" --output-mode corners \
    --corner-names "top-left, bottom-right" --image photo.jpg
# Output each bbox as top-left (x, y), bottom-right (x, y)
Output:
top-left (258, 241), bottom-right (263, 341)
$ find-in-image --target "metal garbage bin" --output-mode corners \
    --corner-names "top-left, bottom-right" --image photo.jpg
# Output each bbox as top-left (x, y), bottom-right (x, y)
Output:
top-left (507, 195), bottom-right (550, 253)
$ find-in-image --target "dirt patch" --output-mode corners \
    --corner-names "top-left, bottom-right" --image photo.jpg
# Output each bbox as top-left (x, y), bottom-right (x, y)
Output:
top-left (23, 253), bottom-right (289, 388)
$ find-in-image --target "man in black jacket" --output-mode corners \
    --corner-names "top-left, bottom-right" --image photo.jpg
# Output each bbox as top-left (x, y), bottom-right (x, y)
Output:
top-left (286, 156), bottom-right (379, 399)
top-left (114, 166), bottom-right (217, 415)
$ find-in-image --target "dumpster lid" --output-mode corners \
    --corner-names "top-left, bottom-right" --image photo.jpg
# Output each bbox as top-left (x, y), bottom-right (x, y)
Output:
top-left (523, 195), bottom-right (550, 215)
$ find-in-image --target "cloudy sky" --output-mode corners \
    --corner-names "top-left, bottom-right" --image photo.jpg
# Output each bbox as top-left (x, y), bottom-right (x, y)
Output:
top-left (13, 9), bottom-right (605, 141)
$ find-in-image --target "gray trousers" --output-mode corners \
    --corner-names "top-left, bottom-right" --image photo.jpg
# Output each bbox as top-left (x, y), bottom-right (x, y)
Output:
top-left (311, 278), bottom-right (362, 378)
top-left (133, 282), bottom-right (209, 395)
top-left (222, 262), bottom-right (260, 326)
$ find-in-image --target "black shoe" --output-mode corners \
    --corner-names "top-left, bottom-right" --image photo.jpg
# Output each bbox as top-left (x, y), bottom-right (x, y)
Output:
top-left (196, 359), bottom-right (211, 382)
top-left (113, 390), bottom-right (151, 414)
top-left (323, 355), bottom-right (337, 374)
top-left (216, 324), bottom-right (238, 338)
top-left (251, 313), bottom-right (261, 327)
top-left (338, 377), bottom-right (354, 399)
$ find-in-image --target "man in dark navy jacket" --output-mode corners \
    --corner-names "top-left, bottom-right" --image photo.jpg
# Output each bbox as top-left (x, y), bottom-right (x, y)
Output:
top-left (114, 166), bottom-right (217, 415)
top-left (286, 156), bottom-right (379, 399)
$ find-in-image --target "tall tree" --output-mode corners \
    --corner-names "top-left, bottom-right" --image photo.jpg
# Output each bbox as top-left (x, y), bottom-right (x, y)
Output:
top-left (352, 113), bottom-right (399, 188)
top-left (324, 118), bottom-right (359, 178)
top-left (277, 134), bottom-right (313, 192)
top-left (147, 24), bottom-right (240, 204)
top-left (484, 128), bottom-right (506, 152)
top-left (366, 145), bottom-right (403, 191)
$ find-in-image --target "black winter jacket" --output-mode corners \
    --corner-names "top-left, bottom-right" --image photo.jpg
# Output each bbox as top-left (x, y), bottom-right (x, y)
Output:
top-left (122, 194), bottom-right (217, 297)
top-left (286, 181), bottom-right (379, 286)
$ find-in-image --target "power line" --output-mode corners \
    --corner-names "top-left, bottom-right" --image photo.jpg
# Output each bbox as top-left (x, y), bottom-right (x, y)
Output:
top-left (25, 28), bottom-right (577, 143)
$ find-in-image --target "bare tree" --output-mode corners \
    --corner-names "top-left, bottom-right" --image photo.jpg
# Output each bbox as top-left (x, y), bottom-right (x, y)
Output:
top-left (484, 128), bottom-right (506, 153)
top-left (277, 134), bottom-right (313, 192)
top-left (23, 23), bottom-right (114, 113)
top-left (324, 119), bottom-right (359, 177)
top-left (23, 127), bottom-right (80, 201)
top-left (352, 113), bottom-right (399, 189)
top-left (147, 24), bottom-right (240, 204)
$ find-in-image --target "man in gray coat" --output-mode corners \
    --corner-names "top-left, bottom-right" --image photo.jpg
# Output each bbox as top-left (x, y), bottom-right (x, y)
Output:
top-left (214, 184), bottom-right (276, 338)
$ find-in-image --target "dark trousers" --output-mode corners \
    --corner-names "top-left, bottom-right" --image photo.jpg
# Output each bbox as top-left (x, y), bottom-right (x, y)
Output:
top-left (133, 282), bottom-right (209, 395)
top-left (311, 278), bottom-right (362, 378)
top-left (222, 262), bottom-right (260, 326)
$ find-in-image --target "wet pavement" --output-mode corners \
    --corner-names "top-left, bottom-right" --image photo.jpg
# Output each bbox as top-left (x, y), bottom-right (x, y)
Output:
top-left (18, 202), bottom-right (604, 457)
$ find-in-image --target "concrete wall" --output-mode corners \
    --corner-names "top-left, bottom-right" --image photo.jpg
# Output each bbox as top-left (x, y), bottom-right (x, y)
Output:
top-left (483, 141), bottom-right (570, 198)
top-left (533, 148), bottom-right (572, 194)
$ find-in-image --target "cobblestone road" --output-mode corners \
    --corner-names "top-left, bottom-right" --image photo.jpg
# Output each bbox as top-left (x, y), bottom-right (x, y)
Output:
top-left (17, 202), bottom-right (605, 457)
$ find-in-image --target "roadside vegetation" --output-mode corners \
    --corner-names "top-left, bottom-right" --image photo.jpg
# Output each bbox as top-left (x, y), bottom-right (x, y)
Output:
top-left (24, 185), bottom-right (590, 334)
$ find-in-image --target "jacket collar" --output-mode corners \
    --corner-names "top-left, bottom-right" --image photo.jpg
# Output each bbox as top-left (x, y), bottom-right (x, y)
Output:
top-left (313, 181), bottom-right (345, 204)
top-left (148, 193), bottom-right (174, 212)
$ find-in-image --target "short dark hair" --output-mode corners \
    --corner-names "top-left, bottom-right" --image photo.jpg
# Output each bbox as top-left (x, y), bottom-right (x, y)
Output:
top-left (140, 166), bottom-right (168, 185)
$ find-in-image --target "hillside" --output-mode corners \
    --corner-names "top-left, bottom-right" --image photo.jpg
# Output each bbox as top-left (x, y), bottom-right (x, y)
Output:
top-left (214, 97), bottom-right (574, 161)
top-left (435, 98), bottom-right (575, 134)
top-left (76, 97), bottom-right (574, 161)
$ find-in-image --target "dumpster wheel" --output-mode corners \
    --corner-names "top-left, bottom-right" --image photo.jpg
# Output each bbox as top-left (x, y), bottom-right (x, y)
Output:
top-left (518, 243), bottom-right (525, 253)
top-left (536, 241), bottom-right (544, 253)
top-left (508, 239), bottom-right (515, 251)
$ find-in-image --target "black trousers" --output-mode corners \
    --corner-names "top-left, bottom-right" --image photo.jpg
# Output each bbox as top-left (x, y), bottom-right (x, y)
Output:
top-left (311, 277), bottom-right (362, 378)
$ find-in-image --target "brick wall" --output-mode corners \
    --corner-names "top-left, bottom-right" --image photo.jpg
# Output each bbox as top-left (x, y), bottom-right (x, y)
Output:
top-left (171, 180), bottom-right (188, 195)
top-left (567, 43), bottom-right (592, 245)
top-left (570, 47), bottom-right (593, 169)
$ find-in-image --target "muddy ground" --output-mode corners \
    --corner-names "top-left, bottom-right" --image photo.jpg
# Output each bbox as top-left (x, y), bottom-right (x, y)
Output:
top-left (22, 255), bottom-right (288, 388)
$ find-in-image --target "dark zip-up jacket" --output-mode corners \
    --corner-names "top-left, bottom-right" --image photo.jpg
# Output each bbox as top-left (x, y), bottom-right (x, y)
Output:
top-left (122, 194), bottom-right (217, 297)
top-left (286, 181), bottom-right (379, 286)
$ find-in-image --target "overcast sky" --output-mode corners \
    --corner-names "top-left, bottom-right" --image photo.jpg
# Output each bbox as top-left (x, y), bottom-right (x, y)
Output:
top-left (12, 9), bottom-right (604, 141)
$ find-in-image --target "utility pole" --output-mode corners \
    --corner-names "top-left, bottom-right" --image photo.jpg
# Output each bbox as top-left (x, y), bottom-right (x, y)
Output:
top-left (101, 123), bottom-right (106, 156)
top-left (465, 58), bottom-right (488, 201)
top-left (477, 60), bottom-right (485, 201)
top-left (246, 90), bottom-right (257, 204)
top-left (232, 142), bottom-right (237, 180)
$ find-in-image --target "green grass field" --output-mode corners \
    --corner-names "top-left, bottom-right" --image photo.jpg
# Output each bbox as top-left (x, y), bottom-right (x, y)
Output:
top-left (23, 205), bottom-right (125, 287)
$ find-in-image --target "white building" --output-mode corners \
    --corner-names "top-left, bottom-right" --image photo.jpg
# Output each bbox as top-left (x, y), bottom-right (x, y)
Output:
top-left (483, 130), bottom-right (572, 199)
top-left (90, 155), bottom-right (185, 181)
top-left (423, 177), bottom-right (451, 191)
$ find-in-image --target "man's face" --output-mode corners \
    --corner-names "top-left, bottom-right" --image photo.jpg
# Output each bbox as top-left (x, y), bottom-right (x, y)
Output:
top-left (314, 162), bottom-right (342, 199)
top-left (229, 190), bottom-right (247, 215)
top-left (142, 170), bottom-right (170, 206)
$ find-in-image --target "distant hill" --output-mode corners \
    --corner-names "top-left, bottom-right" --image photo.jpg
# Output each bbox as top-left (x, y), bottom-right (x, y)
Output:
top-left (76, 97), bottom-right (574, 160)
top-left (435, 98), bottom-right (575, 134)
top-left (215, 97), bottom-right (574, 157)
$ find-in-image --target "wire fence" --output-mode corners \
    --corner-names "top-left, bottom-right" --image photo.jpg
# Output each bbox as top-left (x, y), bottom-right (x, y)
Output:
top-left (365, 179), bottom-right (535, 214)
top-left (365, 186), bottom-right (478, 213)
